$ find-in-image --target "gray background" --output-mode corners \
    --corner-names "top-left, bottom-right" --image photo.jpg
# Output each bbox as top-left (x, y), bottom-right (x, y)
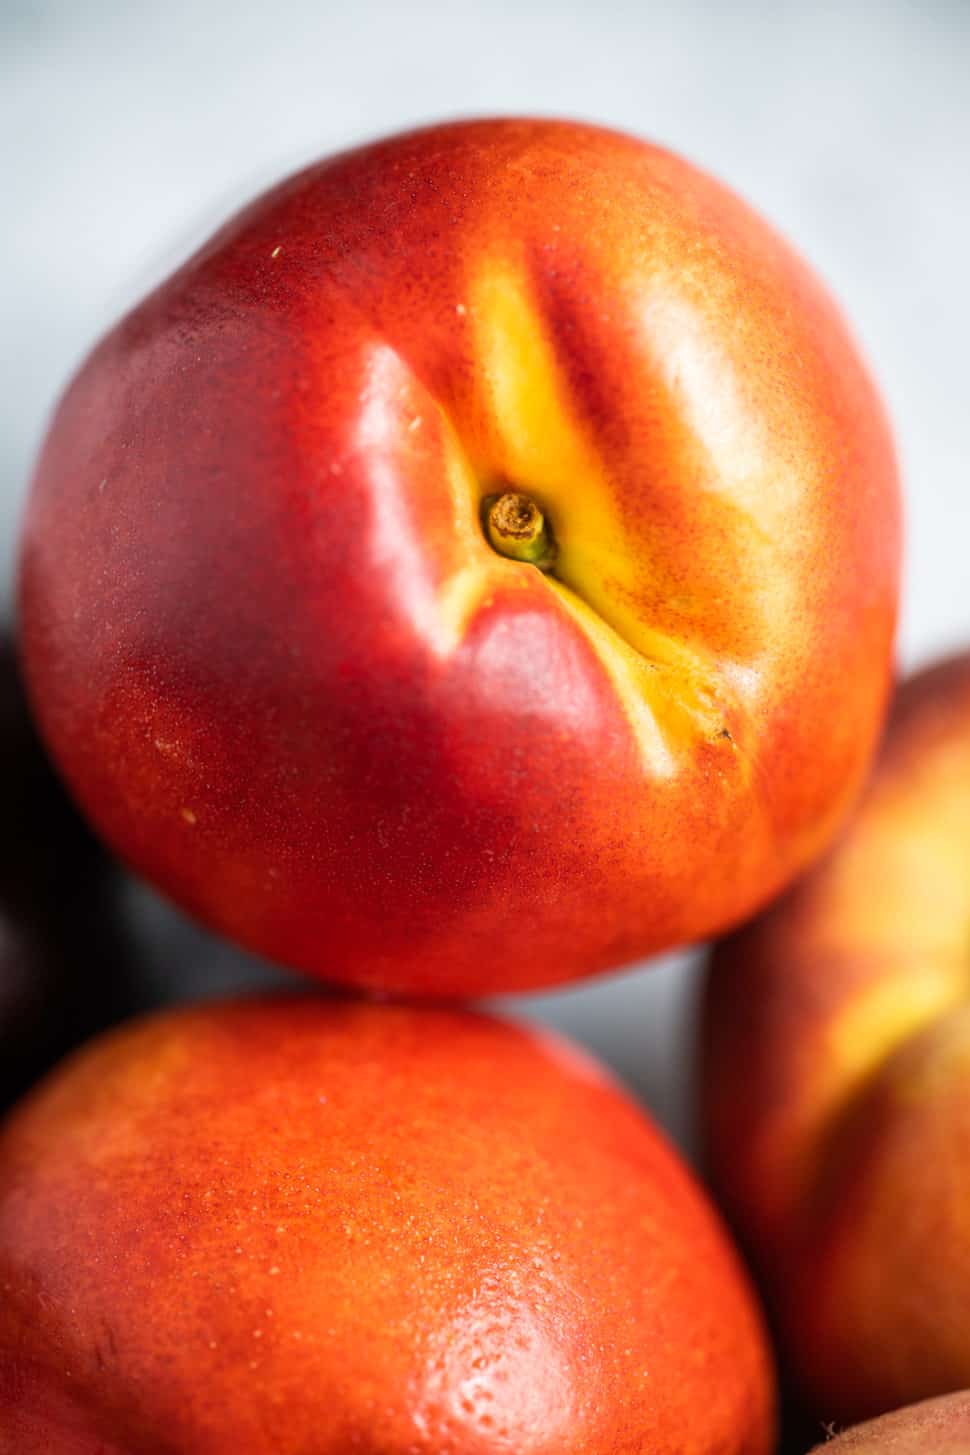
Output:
top-left (3, 0), bottom-right (968, 1150)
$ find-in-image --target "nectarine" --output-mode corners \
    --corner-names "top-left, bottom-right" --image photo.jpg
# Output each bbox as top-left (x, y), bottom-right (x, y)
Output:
top-left (20, 118), bottom-right (901, 993)
top-left (0, 639), bottom-right (128, 1107)
top-left (0, 997), bottom-right (775, 1452)
top-left (702, 652), bottom-right (970, 1422)
top-left (809, 1392), bottom-right (970, 1454)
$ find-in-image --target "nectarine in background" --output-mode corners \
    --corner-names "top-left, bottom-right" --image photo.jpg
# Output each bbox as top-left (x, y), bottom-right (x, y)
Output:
top-left (809, 1392), bottom-right (970, 1454)
top-left (702, 651), bottom-right (970, 1423)
top-left (0, 997), bottom-right (774, 1453)
top-left (20, 117), bottom-right (901, 995)
top-left (0, 639), bottom-right (131, 1108)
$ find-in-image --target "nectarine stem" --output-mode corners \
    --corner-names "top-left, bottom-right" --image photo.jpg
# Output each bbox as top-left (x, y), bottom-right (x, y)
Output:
top-left (483, 491), bottom-right (556, 571)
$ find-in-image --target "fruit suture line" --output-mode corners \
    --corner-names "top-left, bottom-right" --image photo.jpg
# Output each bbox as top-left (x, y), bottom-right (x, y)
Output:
top-left (461, 262), bottom-right (763, 775)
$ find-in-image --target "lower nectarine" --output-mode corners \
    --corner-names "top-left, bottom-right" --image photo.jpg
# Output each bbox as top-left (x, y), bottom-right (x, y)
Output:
top-left (0, 996), bottom-right (774, 1453)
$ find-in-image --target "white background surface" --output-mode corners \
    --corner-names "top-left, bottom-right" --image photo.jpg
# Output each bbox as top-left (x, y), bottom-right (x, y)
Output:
top-left (4, 0), bottom-right (969, 1151)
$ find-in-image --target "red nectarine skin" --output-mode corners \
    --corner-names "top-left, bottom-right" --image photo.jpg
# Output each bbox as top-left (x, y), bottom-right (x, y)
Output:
top-left (702, 653), bottom-right (970, 1422)
top-left (20, 118), bottom-right (901, 993)
top-left (0, 998), bottom-right (775, 1453)
top-left (810, 1392), bottom-right (970, 1453)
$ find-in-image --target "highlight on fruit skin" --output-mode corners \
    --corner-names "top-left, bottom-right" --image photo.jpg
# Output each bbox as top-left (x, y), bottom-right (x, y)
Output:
top-left (0, 995), bottom-right (776, 1454)
top-left (19, 116), bottom-right (902, 995)
top-left (701, 650), bottom-right (970, 1424)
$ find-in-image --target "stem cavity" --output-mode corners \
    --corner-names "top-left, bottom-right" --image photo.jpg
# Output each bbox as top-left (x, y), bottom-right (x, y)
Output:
top-left (482, 491), bottom-right (557, 572)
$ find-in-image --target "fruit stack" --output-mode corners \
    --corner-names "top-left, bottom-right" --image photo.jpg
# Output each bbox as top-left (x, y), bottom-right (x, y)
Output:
top-left (0, 119), bottom-right (962, 1454)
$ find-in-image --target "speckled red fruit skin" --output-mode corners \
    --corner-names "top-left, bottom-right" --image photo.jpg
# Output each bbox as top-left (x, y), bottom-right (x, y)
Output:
top-left (0, 997), bottom-right (775, 1453)
top-left (19, 117), bottom-right (901, 994)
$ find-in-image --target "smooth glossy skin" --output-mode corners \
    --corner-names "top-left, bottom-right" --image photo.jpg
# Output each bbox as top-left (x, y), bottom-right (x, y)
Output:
top-left (20, 118), bottom-right (901, 993)
top-left (702, 653), bottom-right (970, 1423)
top-left (811, 1393), bottom-right (970, 1454)
top-left (0, 998), bottom-right (775, 1454)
